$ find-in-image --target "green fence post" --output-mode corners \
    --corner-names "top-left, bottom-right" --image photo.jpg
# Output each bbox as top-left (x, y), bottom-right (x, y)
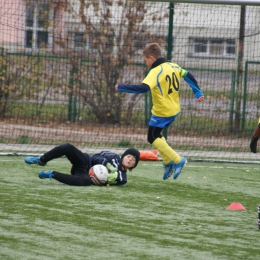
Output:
top-left (234, 5), bottom-right (246, 130)
top-left (242, 61), bottom-right (248, 129)
top-left (242, 61), bottom-right (260, 129)
top-left (68, 56), bottom-right (79, 122)
top-left (229, 70), bottom-right (236, 130)
top-left (145, 92), bottom-right (149, 126)
top-left (36, 53), bottom-right (40, 117)
top-left (0, 48), bottom-right (4, 87)
top-left (164, 2), bottom-right (174, 140)
top-left (72, 61), bottom-right (78, 123)
top-left (68, 63), bottom-right (74, 122)
top-left (144, 67), bottom-right (150, 126)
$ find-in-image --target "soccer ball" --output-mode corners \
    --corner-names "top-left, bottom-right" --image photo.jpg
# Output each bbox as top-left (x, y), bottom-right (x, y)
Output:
top-left (88, 164), bottom-right (108, 186)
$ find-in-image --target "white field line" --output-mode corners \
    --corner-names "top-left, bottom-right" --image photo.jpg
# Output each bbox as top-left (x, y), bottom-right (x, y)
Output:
top-left (141, 163), bottom-right (260, 170)
top-left (2, 158), bottom-right (260, 170)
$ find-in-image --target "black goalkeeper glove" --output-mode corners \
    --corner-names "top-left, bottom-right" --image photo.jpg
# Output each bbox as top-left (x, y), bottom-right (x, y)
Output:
top-left (250, 137), bottom-right (259, 153)
top-left (250, 124), bottom-right (260, 153)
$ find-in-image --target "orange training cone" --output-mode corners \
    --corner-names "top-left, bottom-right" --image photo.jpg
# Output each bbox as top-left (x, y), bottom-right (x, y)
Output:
top-left (226, 202), bottom-right (246, 210)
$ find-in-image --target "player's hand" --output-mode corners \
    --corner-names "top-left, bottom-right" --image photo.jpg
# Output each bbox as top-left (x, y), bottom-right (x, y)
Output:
top-left (115, 84), bottom-right (118, 91)
top-left (196, 96), bottom-right (204, 103)
top-left (107, 171), bottom-right (118, 184)
top-left (106, 163), bottom-right (117, 173)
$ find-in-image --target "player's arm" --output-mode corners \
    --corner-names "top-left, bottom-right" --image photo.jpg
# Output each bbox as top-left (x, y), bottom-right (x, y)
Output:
top-left (116, 83), bottom-right (150, 94)
top-left (183, 71), bottom-right (204, 100)
top-left (91, 154), bottom-right (108, 166)
top-left (92, 155), bottom-right (123, 185)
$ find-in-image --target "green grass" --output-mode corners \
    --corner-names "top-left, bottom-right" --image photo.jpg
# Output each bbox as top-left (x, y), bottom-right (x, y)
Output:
top-left (1, 157), bottom-right (260, 260)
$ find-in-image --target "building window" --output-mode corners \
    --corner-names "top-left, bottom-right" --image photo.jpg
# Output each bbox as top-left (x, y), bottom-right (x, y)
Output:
top-left (71, 32), bottom-right (99, 52)
top-left (74, 32), bottom-right (87, 48)
top-left (133, 35), bottom-right (171, 55)
top-left (25, 1), bottom-right (53, 49)
top-left (189, 38), bottom-right (236, 58)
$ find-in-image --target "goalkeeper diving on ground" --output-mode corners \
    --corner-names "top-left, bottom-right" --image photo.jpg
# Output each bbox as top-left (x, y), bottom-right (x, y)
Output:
top-left (115, 43), bottom-right (204, 181)
top-left (250, 117), bottom-right (260, 153)
top-left (24, 143), bottom-right (140, 186)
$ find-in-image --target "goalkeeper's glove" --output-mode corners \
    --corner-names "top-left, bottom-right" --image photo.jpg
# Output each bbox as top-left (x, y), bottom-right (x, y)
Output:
top-left (107, 171), bottom-right (118, 184)
top-left (106, 163), bottom-right (117, 173)
top-left (250, 137), bottom-right (258, 153)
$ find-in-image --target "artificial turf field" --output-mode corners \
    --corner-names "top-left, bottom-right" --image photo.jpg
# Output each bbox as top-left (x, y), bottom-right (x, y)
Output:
top-left (1, 156), bottom-right (260, 260)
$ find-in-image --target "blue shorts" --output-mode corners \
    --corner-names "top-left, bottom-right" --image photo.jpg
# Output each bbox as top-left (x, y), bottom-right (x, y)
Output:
top-left (149, 113), bottom-right (180, 128)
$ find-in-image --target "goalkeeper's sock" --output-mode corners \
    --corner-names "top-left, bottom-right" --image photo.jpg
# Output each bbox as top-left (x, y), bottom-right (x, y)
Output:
top-left (152, 137), bottom-right (181, 164)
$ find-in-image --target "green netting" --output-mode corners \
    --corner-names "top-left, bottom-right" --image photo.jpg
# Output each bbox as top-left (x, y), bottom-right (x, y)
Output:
top-left (0, 0), bottom-right (260, 162)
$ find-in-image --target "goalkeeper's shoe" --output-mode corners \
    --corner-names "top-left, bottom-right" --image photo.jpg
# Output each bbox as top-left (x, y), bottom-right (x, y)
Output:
top-left (163, 161), bottom-right (174, 180)
top-left (24, 156), bottom-right (46, 166)
top-left (39, 170), bottom-right (53, 179)
top-left (173, 157), bottom-right (187, 180)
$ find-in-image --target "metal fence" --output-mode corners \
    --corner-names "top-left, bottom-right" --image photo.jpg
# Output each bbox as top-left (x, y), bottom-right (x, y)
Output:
top-left (0, 0), bottom-right (260, 161)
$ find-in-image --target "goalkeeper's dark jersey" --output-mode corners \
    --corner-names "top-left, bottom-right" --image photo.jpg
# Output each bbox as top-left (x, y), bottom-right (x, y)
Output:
top-left (89, 151), bottom-right (127, 185)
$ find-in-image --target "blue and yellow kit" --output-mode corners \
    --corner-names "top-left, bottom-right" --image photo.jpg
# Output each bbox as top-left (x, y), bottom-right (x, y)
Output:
top-left (117, 57), bottom-right (204, 118)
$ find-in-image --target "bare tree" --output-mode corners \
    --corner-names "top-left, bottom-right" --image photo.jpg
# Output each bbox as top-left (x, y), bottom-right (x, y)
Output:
top-left (63, 0), bottom-right (168, 124)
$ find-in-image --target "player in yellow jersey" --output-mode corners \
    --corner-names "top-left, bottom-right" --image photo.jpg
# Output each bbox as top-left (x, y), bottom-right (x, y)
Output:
top-left (115, 43), bottom-right (204, 180)
top-left (250, 117), bottom-right (260, 153)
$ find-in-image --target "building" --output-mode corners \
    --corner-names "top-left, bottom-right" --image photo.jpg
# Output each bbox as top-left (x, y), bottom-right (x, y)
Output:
top-left (0, 0), bottom-right (259, 70)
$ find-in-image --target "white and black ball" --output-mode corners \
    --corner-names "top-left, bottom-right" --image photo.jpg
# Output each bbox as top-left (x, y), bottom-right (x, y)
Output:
top-left (88, 164), bottom-right (108, 185)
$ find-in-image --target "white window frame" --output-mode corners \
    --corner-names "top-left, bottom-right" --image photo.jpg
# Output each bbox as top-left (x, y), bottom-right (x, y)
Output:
top-left (189, 37), bottom-right (236, 58)
top-left (24, 1), bottom-right (53, 50)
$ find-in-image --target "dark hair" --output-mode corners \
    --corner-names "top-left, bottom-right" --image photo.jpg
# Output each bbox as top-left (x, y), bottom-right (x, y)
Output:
top-left (121, 148), bottom-right (140, 169)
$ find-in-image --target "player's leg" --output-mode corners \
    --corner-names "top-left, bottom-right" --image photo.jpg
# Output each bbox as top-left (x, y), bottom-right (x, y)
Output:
top-left (43, 143), bottom-right (91, 175)
top-left (147, 126), bottom-right (183, 180)
top-left (250, 117), bottom-right (260, 153)
top-left (40, 143), bottom-right (86, 165)
top-left (24, 143), bottom-right (77, 166)
top-left (148, 127), bottom-right (180, 163)
top-left (148, 114), bottom-right (187, 180)
top-left (26, 143), bottom-right (88, 171)
top-left (38, 170), bottom-right (92, 186)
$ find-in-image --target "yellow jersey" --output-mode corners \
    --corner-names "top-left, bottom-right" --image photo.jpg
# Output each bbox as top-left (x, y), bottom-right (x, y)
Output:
top-left (142, 62), bottom-right (187, 117)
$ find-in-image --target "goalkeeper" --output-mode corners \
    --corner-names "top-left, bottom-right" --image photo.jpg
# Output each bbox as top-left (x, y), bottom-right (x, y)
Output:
top-left (24, 143), bottom-right (140, 186)
top-left (250, 117), bottom-right (260, 153)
